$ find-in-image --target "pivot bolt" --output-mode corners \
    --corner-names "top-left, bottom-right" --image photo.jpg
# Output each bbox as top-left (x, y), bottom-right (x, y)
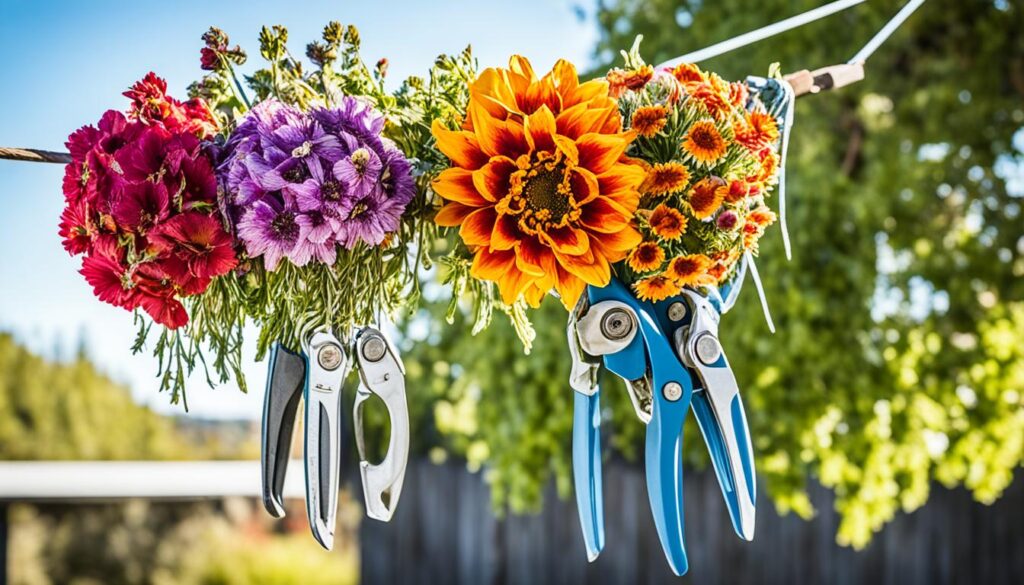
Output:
top-left (601, 309), bottom-right (634, 340)
top-left (361, 335), bottom-right (387, 362)
top-left (695, 334), bottom-right (722, 365)
top-left (667, 302), bottom-right (687, 322)
top-left (663, 382), bottom-right (683, 402)
top-left (317, 343), bottom-right (345, 371)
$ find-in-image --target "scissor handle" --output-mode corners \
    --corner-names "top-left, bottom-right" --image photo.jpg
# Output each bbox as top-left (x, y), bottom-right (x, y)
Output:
top-left (354, 327), bottom-right (409, 522)
top-left (572, 389), bottom-right (605, 561)
top-left (260, 342), bottom-right (306, 518)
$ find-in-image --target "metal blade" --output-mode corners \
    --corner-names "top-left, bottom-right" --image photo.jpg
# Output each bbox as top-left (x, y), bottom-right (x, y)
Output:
top-left (260, 342), bottom-right (306, 518)
top-left (302, 331), bottom-right (350, 550)
top-left (674, 291), bottom-right (757, 541)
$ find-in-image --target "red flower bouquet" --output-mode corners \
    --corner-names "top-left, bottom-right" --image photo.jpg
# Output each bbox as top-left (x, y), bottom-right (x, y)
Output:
top-left (59, 74), bottom-right (235, 329)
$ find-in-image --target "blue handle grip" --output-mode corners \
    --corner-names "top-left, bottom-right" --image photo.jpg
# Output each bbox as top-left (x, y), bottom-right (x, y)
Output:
top-left (572, 390), bottom-right (605, 561)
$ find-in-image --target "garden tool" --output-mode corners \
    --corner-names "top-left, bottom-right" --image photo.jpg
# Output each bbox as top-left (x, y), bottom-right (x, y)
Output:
top-left (260, 326), bottom-right (409, 550)
top-left (568, 269), bottom-right (756, 576)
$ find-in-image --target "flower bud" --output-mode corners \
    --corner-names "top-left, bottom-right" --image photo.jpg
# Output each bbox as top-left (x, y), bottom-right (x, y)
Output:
top-left (716, 209), bottom-right (738, 231)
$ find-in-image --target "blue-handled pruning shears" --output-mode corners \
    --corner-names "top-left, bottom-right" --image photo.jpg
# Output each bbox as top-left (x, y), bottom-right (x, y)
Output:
top-left (568, 263), bottom-right (756, 576)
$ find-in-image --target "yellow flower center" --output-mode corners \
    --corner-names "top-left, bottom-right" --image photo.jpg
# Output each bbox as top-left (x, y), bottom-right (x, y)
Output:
top-left (499, 150), bottom-right (583, 236)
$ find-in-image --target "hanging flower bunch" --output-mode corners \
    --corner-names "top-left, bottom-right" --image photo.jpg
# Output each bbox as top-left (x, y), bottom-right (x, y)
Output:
top-left (222, 98), bottom-right (415, 269)
top-left (608, 46), bottom-right (782, 302)
top-left (59, 74), bottom-right (234, 329)
top-left (57, 23), bottom-right (474, 404)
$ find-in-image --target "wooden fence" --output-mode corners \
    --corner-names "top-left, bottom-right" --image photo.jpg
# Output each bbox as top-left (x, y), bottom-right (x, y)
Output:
top-left (360, 459), bottom-right (1024, 585)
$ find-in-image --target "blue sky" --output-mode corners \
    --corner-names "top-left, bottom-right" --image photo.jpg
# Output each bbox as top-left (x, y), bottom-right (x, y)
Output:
top-left (0, 0), bottom-right (600, 418)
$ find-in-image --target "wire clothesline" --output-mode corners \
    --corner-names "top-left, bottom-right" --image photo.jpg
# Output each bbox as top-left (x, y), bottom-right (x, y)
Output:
top-left (0, 0), bottom-right (926, 165)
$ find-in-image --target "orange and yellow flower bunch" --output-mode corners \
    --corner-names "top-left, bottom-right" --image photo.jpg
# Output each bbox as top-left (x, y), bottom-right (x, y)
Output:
top-left (608, 52), bottom-right (783, 302)
top-left (430, 49), bottom-right (783, 313)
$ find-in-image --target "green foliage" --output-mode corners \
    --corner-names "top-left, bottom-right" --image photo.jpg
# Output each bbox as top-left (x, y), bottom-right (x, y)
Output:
top-left (0, 332), bottom-right (185, 460)
top-left (409, 0), bottom-right (1024, 547)
top-left (9, 501), bottom-right (357, 585)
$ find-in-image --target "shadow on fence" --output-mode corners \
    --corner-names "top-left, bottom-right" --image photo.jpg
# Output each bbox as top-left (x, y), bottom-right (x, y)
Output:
top-left (360, 458), bottom-right (1024, 585)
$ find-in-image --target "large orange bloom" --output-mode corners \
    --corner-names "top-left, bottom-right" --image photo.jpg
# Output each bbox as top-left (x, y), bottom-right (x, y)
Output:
top-left (432, 56), bottom-right (644, 309)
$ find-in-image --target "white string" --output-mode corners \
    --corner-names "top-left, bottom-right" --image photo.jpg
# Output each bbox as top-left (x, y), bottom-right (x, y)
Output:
top-left (657, 0), bottom-right (867, 68)
top-left (744, 251), bottom-right (776, 333)
top-left (849, 0), bottom-right (927, 64)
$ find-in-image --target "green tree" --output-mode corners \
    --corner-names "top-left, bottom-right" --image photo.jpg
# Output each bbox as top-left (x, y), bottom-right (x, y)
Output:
top-left (0, 331), bottom-right (185, 460)
top-left (410, 0), bottom-right (1024, 547)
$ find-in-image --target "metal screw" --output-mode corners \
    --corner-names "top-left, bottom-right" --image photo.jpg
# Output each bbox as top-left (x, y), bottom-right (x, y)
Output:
top-left (361, 335), bottom-right (387, 362)
top-left (317, 343), bottom-right (344, 371)
top-left (663, 382), bottom-right (683, 402)
top-left (695, 333), bottom-right (722, 365)
top-left (601, 308), bottom-right (633, 340)
top-left (667, 302), bottom-right (687, 322)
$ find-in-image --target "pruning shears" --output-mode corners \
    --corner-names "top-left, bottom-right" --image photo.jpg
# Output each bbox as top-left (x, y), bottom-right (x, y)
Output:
top-left (260, 326), bottom-right (409, 549)
top-left (568, 261), bottom-right (756, 576)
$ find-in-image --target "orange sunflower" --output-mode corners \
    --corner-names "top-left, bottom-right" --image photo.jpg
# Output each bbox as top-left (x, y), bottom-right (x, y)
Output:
top-left (642, 162), bottom-right (690, 196)
top-left (688, 176), bottom-right (727, 219)
top-left (633, 274), bottom-right (681, 302)
top-left (648, 204), bottom-right (687, 240)
top-left (432, 56), bottom-right (644, 309)
top-left (682, 120), bottom-right (728, 166)
top-left (734, 110), bottom-right (779, 151)
top-left (627, 241), bottom-right (666, 273)
top-left (631, 105), bottom-right (669, 138)
top-left (666, 253), bottom-right (714, 287)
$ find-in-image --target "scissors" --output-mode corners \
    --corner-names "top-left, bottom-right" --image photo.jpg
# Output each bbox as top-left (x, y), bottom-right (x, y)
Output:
top-left (568, 260), bottom-right (756, 575)
top-left (260, 326), bottom-right (409, 549)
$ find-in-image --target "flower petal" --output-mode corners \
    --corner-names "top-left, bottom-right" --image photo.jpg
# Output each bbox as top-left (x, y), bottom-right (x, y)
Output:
top-left (490, 213), bottom-right (521, 251)
top-left (579, 196), bottom-right (631, 234)
top-left (556, 102), bottom-right (616, 140)
top-left (434, 168), bottom-right (488, 207)
top-left (471, 105), bottom-right (530, 159)
top-left (524, 105), bottom-right (557, 154)
top-left (472, 157), bottom-right (517, 202)
top-left (431, 120), bottom-right (490, 170)
top-left (435, 202), bottom-right (476, 227)
top-left (460, 207), bottom-right (497, 247)
top-left (544, 225), bottom-right (590, 256)
top-left (576, 131), bottom-right (633, 174)
top-left (470, 247), bottom-right (516, 282)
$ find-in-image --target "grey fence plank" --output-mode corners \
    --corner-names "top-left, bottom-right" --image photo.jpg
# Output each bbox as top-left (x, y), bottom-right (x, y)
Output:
top-left (360, 459), bottom-right (1024, 585)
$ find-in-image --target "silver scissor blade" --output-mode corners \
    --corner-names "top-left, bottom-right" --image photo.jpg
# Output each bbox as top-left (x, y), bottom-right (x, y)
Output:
top-left (302, 331), bottom-right (350, 550)
top-left (354, 327), bottom-right (409, 522)
top-left (674, 292), bottom-right (756, 541)
top-left (261, 342), bottom-right (306, 518)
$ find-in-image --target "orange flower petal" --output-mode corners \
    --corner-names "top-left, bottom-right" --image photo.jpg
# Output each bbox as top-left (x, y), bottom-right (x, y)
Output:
top-left (576, 132), bottom-right (633, 175)
top-left (555, 247), bottom-right (610, 287)
top-left (550, 59), bottom-right (579, 95)
top-left (472, 157), bottom-right (517, 202)
top-left (431, 120), bottom-right (490, 170)
top-left (516, 237), bottom-right (549, 276)
top-left (490, 213), bottom-right (521, 252)
top-left (569, 168), bottom-right (600, 205)
top-left (556, 102), bottom-right (615, 140)
top-left (579, 196), bottom-right (631, 234)
top-left (460, 207), bottom-right (497, 247)
top-left (434, 168), bottom-right (488, 207)
top-left (470, 68), bottom-right (519, 121)
top-left (554, 265), bottom-right (587, 309)
top-left (544, 225), bottom-right (590, 256)
top-left (470, 247), bottom-right (516, 282)
top-left (524, 105), bottom-right (557, 153)
top-left (592, 224), bottom-right (642, 255)
top-left (435, 202), bottom-right (476, 227)
top-left (471, 105), bottom-right (530, 159)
